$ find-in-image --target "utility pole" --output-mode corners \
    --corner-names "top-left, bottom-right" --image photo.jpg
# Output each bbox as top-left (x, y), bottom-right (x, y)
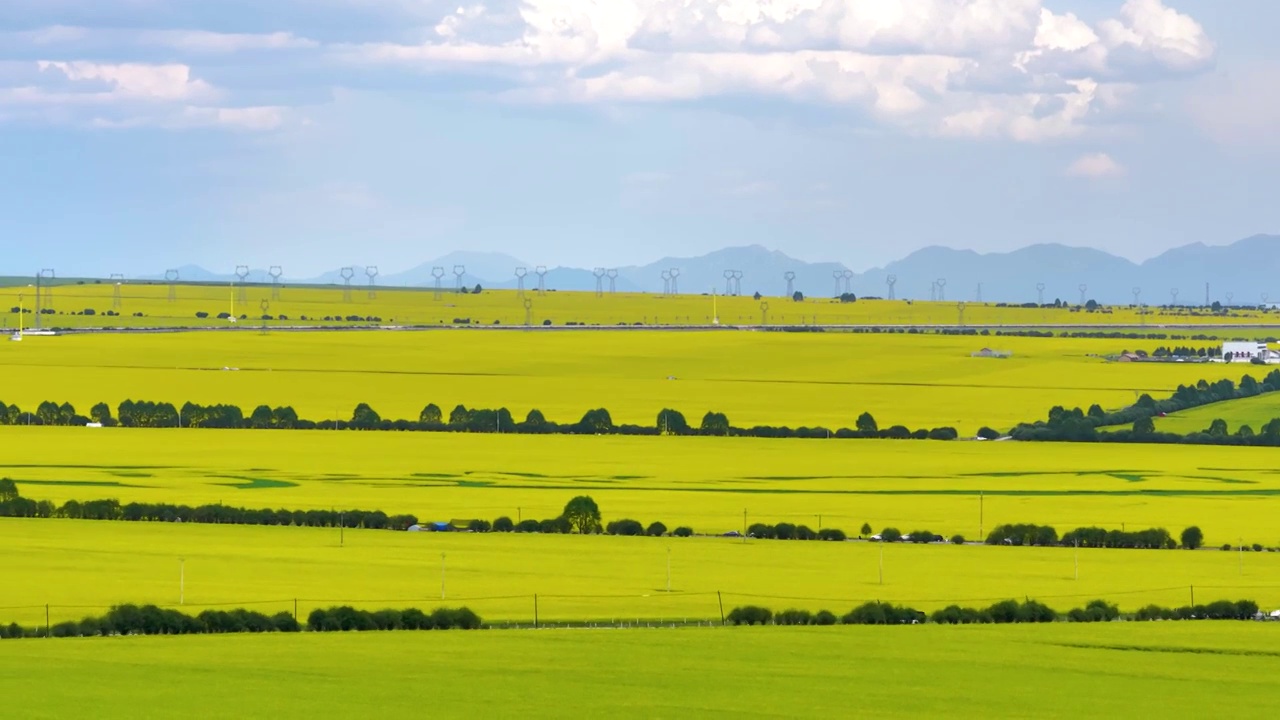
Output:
top-left (666, 547), bottom-right (672, 593)
top-left (879, 541), bottom-right (884, 585)
top-left (979, 491), bottom-right (984, 540)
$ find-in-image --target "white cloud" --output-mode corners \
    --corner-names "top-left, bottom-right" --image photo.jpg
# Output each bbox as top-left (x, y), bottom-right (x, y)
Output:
top-left (89, 105), bottom-right (289, 130)
top-left (6, 26), bottom-right (319, 53)
top-left (1065, 151), bottom-right (1125, 177)
top-left (1099, 0), bottom-right (1215, 73)
top-left (37, 61), bottom-right (216, 101)
top-left (0, 61), bottom-right (288, 131)
top-left (344, 0), bottom-right (1215, 141)
top-left (135, 30), bottom-right (319, 53)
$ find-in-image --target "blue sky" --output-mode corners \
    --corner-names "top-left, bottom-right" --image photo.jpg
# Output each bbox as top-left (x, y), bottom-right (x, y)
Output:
top-left (1, 0), bottom-right (1276, 278)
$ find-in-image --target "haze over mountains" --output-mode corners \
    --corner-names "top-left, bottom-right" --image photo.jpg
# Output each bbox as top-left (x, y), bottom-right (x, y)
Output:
top-left (131, 235), bottom-right (1280, 306)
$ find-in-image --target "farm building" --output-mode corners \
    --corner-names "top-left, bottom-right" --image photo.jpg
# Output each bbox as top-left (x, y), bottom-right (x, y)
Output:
top-left (1222, 341), bottom-right (1279, 364)
top-left (970, 348), bottom-right (1012, 358)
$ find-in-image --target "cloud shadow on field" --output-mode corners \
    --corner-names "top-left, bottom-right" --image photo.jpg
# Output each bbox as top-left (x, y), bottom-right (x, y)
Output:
top-left (210, 476), bottom-right (298, 490)
top-left (13, 479), bottom-right (149, 488)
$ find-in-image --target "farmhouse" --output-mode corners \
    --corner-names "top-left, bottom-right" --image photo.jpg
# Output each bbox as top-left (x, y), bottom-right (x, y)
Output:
top-left (1222, 341), bottom-right (1279, 364)
top-left (970, 348), bottom-right (1012, 359)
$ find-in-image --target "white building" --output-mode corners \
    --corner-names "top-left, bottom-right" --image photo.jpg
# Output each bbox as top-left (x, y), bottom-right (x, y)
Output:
top-left (1223, 341), bottom-right (1278, 364)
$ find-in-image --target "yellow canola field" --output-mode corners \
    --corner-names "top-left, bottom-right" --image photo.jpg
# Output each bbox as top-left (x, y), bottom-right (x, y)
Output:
top-left (1, 517), bottom-right (1275, 628)
top-left (4, 428), bottom-right (1279, 544)
top-left (0, 330), bottom-right (1256, 432)
top-left (3, 282), bottom-right (1275, 329)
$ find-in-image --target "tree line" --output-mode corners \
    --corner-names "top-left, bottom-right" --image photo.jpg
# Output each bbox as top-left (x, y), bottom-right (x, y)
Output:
top-left (0, 398), bottom-right (961, 442)
top-left (1008, 369), bottom-right (1280, 446)
top-left (0, 603), bottom-right (480, 640)
top-left (0, 480), bottom-right (418, 530)
top-left (983, 523), bottom-right (1203, 550)
top-left (727, 597), bottom-right (1262, 626)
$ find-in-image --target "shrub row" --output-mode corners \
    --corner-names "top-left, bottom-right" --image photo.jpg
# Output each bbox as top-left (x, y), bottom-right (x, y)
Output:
top-left (305, 606), bottom-right (481, 631)
top-left (727, 598), bottom-right (1262, 627)
top-left (0, 604), bottom-right (299, 639)
top-left (0, 399), bottom-right (957, 442)
top-left (984, 523), bottom-right (1186, 549)
top-left (0, 603), bottom-right (482, 640)
top-left (983, 523), bottom-right (1235, 550)
top-left (0, 483), bottom-right (416, 530)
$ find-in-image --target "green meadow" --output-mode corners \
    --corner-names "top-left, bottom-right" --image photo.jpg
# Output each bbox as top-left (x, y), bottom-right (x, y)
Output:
top-left (1, 624), bottom-right (1278, 718)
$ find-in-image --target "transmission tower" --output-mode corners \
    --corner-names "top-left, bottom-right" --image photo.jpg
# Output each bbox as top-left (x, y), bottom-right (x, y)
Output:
top-left (1226, 292), bottom-right (1234, 306)
top-left (732, 270), bottom-right (743, 296)
top-left (975, 282), bottom-right (983, 303)
top-left (957, 301), bottom-right (966, 327)
top-left (1170, 288), bottom-right (1179, 307)
top-left (110, 273), bottom-right (124, 310)
top-left (1132, 287), bottom-right (1141, 306)
top-left (724, 270), bottom-right (735, 296)
top-left (1036, 282), bottom-right (1046, 306)
top-left (453, 265), bottom-right (466, 292)
top-left (930, 280), bottom-right (937, 302)
top-left (593, 268), bottom-right (605, 298)
top-left (669, 268), bottom-right (680, 295)
top-left (259, 298), bottom-right (270, 334)
top-left (760, 300), bottom-right (769, 326)
top-left (1205, 282), bottom-right (1210, 307)
top-left (236, 265), bottom-right (250, 304)
top-left (340, 267), bottom-right (355, 303)
top-left (886, 275), bottom-right (897, 300)
top-left (515, 268), bottom-right (527, 297)
top-left (269, 266), bottom-right (283, 300)
top-left (660, 270), bottom-right (671, 296)
top-left (366, 266), bottom-right (379, 300)
top-left (536, 266), bottom-right (548, 296)
top-left (1078, 284), bottom-right (1087, 306)
top-left (165, 269), bottom-right (179, 303)
top-left (936, 278), bottom-right (947, 302)
top-left (784, 271), bottom-right (796, 297)
top-left (39, 268), bottom-right (54, 311)
top-left (842, 270), bottom-right (853, 295)
top-left (833, 270), bottom-right (844, 297)
top-left (523, 297), bottom-right (534, 326)
top-left (431, 267), bottom-right (445, 301)
top-left (607, 269), bottom-right (618, 294)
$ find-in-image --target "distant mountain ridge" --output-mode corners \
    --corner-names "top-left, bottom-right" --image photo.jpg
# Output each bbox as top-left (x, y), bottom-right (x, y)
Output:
top-left (117, 234), bottom-right (1280, 304)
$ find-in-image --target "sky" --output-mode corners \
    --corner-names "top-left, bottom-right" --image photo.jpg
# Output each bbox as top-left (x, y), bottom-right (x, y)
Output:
top-left (1, 0), bottom-right (1277, 278)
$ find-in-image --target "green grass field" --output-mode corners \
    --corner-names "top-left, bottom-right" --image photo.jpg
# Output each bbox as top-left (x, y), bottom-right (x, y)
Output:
top-left (4, 281), bottom-right (1276, 329)
top-left (0, 330), bottom-right (1260, 432)
top-left (1, 624), bottom-right (1278, 718)
top-left (1156, 390), bottom-right (1280, 434)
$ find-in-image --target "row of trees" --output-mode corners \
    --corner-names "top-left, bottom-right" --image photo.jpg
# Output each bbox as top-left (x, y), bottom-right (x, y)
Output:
top-left (0, 398), bottom-right (963, 442)
top-left (0, 481), bottom-right (417, 529)
top-left (0, 603), bottom-right (482, 639)
top-left (727, 597), bottom-right (1261, 627)
top-left (984, 522), bottom-right (1205, 550)
top-left (745, 523), bottom-right (848, 542)
top-left (305, 606), bottom-right (481, 631)
top-left (1009, 370), bottom-right (1280, 445)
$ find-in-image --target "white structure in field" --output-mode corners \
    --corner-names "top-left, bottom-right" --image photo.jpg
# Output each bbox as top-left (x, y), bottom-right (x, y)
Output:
top-left (1223, 341), bottom-right (1279, 363)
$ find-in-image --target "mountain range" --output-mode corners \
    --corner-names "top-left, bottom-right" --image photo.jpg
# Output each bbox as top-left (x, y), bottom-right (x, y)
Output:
top-left (128, 235), bottom-right (1279, 305)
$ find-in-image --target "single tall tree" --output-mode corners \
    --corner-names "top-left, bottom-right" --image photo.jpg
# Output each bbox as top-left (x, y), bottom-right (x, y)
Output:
top-left (562, 496), bottom-right (602, 534)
